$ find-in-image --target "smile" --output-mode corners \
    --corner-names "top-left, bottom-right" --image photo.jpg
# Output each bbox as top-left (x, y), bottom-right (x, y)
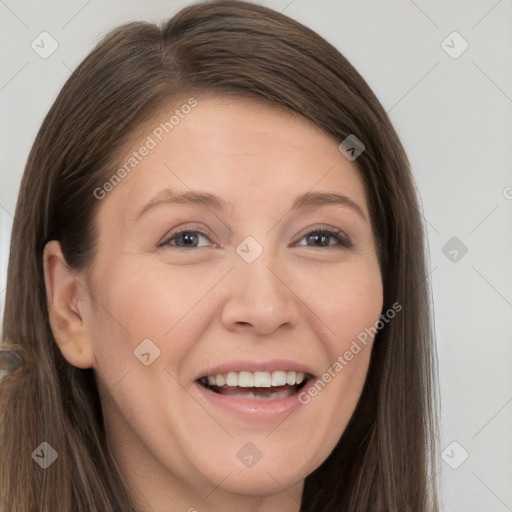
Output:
top-left (198, 370), bottom-right (311, 400)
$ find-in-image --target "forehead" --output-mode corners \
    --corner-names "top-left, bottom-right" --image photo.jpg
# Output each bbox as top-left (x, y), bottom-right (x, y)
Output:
top-left (100, 95), bottom-right (369, 221)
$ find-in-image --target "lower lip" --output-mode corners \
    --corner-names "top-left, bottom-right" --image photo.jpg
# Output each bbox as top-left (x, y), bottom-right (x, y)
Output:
top-left (194, 381), bottom-right (311, 422)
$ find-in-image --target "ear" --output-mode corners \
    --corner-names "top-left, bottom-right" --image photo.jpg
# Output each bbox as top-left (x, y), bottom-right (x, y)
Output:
top-left (43, 240), bottom-right (95, 369)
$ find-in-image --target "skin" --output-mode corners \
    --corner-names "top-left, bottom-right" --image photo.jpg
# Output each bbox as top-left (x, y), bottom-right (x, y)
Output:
top-left (43, 95), bottom-right (383, 512)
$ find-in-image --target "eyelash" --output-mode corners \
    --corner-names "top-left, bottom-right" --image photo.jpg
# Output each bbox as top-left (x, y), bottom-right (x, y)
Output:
top-left (159, 226), bottom-right (353, 250)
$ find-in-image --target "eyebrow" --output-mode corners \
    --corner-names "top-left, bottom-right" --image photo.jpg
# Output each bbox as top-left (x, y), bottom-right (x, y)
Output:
top-left (135, 188), bottom-right (367, 223)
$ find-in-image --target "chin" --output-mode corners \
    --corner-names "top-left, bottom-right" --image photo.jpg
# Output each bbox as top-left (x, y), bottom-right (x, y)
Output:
top-left (191, 448), bottom-right (320, 497)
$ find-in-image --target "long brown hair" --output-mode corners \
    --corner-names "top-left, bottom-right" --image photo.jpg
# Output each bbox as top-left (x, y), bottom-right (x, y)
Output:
top-left (0, 1), bottom-right (439, 510)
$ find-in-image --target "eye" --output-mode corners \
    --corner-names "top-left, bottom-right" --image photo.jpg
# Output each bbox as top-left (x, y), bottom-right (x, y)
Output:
top-left (159, 227), bottom-right (353, 250)
top-left (159, 229), bottom-right (213, 248)
top-left (296, 227), bottom-right (353, 249)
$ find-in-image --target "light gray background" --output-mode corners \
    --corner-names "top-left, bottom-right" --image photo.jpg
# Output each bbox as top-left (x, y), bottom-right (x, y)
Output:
top-left (1, 1), bottom-right (511, 510)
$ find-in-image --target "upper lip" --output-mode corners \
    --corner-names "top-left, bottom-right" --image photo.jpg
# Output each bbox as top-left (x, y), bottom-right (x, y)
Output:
top-left (196, 358), bottom-right (317, 380)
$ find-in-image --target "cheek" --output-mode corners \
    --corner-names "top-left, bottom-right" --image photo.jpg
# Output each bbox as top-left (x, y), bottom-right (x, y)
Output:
top-left (88, 259), bottom-right (222, 378)
top-left (300, 259), bottom-right (383, 354)
top-left (112, 259), bottom-right (223, 330)
top-left (296, 263), bottom-right (382, 449)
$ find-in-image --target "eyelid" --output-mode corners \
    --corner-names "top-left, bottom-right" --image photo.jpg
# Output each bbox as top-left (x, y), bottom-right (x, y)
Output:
top-left (293, 224), bottom-right (353, 249)
top-left (159, 223), bottom-right (353, 249)
top-left (159, 224), bottom-right (215, 248)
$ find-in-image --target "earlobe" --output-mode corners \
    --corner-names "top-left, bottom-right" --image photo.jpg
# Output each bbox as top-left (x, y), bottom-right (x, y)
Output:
top-left (43, 240), bottom-right (95, 369)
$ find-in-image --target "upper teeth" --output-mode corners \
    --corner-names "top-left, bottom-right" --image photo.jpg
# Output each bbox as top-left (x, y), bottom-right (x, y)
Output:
top-left (206, 370), bottom-right (306, 388)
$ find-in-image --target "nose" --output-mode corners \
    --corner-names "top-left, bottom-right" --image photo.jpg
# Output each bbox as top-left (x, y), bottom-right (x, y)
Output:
top-left (220, 247), bottom-right (301, 336)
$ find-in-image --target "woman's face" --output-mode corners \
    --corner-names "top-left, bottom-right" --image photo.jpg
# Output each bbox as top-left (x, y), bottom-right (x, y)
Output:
top-left (74, 96), bottom-right (383, 510)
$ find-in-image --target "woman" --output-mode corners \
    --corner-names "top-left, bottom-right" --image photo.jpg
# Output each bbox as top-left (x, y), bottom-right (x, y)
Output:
top-left (0, 1), bottom-right (439, 510)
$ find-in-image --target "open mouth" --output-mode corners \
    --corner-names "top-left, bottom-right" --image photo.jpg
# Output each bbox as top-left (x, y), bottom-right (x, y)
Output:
top-left (198, 370), bottom-right (311, 400)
